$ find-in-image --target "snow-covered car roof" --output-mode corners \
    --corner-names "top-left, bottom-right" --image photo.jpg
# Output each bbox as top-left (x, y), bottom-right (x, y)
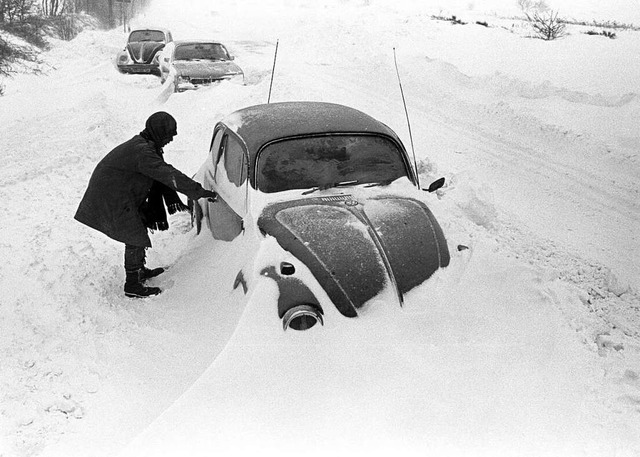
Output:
top-left (129, 27), bottom-right (171, 34)
top-left (221, 101), bottom-right (405, 158)
top-left (126, 28), bottom-right (171, 41)
top-left (173, 39), bottom-right (224, 45)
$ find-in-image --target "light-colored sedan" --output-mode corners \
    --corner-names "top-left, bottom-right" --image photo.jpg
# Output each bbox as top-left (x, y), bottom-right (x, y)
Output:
top-left (159, 40), bottom-right (244, 92)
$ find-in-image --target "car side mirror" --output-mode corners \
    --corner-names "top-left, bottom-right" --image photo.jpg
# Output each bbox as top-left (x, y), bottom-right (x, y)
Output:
top-left (163, 57), bottom-right (169, 62)
top-left (423, 177), bottom-right (445, 193)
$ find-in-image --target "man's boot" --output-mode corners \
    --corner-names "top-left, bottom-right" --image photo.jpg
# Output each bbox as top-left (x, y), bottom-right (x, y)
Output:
top-left (124, 269), bottom-right (161, 298)
top-left (140, 266), bottom-right (165, 281)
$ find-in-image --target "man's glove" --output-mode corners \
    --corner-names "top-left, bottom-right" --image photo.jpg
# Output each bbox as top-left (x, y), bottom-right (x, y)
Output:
top-left (201, 190), bottom-right (218, 202)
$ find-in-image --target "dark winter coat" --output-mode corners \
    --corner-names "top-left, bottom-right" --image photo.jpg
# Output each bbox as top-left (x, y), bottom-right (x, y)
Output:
top-left (75, 134), bottom-right (206, 247)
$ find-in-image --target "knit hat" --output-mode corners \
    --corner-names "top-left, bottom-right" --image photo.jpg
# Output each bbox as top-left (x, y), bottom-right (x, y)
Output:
top-left (141, 112), bottom-right (177, 149)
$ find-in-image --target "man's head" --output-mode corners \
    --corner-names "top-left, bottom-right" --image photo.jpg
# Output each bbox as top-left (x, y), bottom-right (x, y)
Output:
top-left (144, 111), bottom-right (178, 148)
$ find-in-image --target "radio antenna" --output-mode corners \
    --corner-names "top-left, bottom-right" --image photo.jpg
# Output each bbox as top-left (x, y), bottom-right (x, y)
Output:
top-left (267, 39), bottom-right (279, 104)
top-left (393, 47), bottom-right (420, 188)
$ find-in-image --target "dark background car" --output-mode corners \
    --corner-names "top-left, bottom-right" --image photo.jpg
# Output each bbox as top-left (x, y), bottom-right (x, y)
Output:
top-left (116, 28), bottom-right (173, 75)
top-left (190, 101), bottom-right (450, 331)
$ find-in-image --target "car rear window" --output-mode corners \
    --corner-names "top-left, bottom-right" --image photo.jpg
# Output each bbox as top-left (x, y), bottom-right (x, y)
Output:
top-left (174, 43), bottom-right (229, 61)
top-left (256, 134), bottom-right (409, 193)
top-left (128, 30), bottom-right (165, 42)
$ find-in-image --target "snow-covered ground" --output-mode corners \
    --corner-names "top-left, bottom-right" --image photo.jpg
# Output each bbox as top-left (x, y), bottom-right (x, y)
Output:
top-left (1, 0), bottom-right (639, 456)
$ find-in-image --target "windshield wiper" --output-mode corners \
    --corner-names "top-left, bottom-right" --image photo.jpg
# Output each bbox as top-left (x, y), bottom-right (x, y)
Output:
top-left (302, 180), bottom-right (359, 195)
top-left (364, 178), bottom-right (395, 188)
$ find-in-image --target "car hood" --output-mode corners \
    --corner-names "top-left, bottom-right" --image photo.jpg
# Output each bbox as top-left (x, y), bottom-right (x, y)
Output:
top-left (257, 194), bottom-right (450, 317)
top-left (127, 41), bottom-right (164, 64)
top-left (173, 60), bottom-right (243, 79)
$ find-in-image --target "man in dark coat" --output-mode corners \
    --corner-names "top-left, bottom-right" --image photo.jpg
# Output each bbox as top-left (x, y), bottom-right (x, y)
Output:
top-left (75, 111), bottom-right (217, 298)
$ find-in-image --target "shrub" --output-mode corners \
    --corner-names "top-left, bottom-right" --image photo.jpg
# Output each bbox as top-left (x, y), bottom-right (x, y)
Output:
top-left (2, 17), bottom-right (48, 47)
top-left (585, 30), bottom-right (617, 39)
top-left (526, 10), bottom-right (566, 40)
top-left (52, 14), bottom-right (78, 40)
top-left (431, 14), bottom-right (466, 25)
top-left (0, 33), bottom-right (41, 79)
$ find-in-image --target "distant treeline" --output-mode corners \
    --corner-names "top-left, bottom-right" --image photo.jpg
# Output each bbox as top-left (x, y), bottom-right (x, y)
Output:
top-left (0, 0), bottom-right (152, 28)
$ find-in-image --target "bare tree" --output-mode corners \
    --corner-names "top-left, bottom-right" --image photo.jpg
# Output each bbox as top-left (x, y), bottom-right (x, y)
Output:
top-left (517, 0), bottom-right (549, 14)
top-left (41, 0), bottom-right (61, 16)
top-left (526, 10), bottom-right (566, 40)
top-left (14, 0), bottom-right (35, 21)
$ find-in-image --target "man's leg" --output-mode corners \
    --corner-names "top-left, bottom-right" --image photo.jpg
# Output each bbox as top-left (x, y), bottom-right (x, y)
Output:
top-left (124, 244), bottom-right (146, 271)
top-left (124, 245), bottom-right (161, 298)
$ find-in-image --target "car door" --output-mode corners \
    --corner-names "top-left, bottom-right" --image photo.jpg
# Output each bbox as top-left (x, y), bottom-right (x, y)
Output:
top-left (203, 127), bottom-right (248, 241)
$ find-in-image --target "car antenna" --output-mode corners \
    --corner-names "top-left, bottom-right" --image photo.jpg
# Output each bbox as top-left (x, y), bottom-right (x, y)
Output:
top-left (393, 47), bottom-right (420, 188)
top-left (267, 39), bottom-right (279, 104)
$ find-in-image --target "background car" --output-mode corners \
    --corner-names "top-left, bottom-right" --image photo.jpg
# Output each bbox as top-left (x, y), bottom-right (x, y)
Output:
top-left (190, 101), bottom-right (450, 331)
top-left (116, 28), bottom-right (172, 75)
top-left (159, 40), bottom-right (244, 91)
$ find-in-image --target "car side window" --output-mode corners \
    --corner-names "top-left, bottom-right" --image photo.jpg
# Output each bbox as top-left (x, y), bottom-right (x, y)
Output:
top-left (224, 135), bottom-right (247, 187)
top-left (210, 129), bottom-right (225, 169)
top-left (214, 133), bottom-right (247, 214)
top-left (202, 128), bottom-right (225, 187)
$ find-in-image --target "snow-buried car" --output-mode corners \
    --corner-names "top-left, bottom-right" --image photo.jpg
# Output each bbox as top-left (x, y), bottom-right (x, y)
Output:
top-left (116, 28), bottom-right (173, 76)
top-left (159, 40), bottom-right (244, 91)
top-left (190, 101), bottom-right (450, 331)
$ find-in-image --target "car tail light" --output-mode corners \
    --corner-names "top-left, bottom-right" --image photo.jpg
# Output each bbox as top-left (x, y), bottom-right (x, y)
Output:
top-left (282, 304), bottom-right (323, 331)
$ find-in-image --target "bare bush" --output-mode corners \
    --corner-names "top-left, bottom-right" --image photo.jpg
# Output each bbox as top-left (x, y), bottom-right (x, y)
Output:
top-left (526, 10), bottom-right (566, 40)
top-left (3, 16), bottom-right (48, 46)
top-left (0, 33), bottom-right (41, 78)
top-left (585, 29), bottom-right (617, 39)
top-left (54, 13), bottom-right (76, 39)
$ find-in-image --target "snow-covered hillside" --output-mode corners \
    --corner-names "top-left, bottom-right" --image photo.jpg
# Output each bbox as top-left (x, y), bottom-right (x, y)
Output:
top-left (1, 0), bottom-right (639, 456)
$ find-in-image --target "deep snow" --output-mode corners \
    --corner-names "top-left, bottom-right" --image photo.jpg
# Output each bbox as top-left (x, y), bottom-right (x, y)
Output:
top-left (1, 0), bottom-right (639, 456)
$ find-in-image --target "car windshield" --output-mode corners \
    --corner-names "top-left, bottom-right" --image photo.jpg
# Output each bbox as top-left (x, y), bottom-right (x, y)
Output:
top-left (256, 134), bottom-right (409, 193)
top-left (128, 30), bottom-right (165, 42)
top-left (174, 43), bottom-right (229, 61)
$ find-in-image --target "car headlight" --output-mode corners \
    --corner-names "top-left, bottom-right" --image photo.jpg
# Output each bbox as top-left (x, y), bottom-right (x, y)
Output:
top-left (228, 72), bottom-right (244, 84)
top-left (177, 75), bottom-right (190, 83)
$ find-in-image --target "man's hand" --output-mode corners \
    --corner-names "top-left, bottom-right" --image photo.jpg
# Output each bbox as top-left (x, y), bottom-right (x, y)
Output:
top-left (201, 190), bottom-right (218, 202)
